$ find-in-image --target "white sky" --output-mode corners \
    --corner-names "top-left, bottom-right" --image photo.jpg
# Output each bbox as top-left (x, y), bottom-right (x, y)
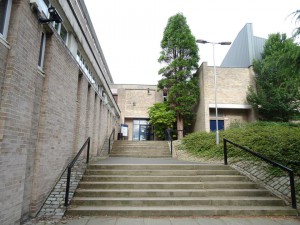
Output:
top-left (84, 0), bottom-right (299, 85)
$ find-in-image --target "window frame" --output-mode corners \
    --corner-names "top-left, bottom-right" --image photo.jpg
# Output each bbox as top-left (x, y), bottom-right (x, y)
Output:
top-left (0, 0), bottom-right (12, 40)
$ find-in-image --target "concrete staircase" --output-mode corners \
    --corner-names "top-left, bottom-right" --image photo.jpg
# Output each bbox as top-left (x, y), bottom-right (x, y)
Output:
top-left (66, 163), bottom-right (297, 216)
top-left (109, 141), bottom-right (171, 158)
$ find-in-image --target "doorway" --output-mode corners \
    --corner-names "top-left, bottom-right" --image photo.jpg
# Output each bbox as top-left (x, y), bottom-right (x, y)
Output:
top-left (132, 120), bottom-right (152, 141)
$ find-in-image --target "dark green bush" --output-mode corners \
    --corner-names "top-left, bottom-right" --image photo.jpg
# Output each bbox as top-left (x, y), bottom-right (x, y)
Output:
top-left (182, 122), bottom-right (300, 175)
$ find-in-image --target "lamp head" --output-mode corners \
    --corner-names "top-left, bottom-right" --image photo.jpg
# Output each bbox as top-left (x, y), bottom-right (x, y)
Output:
top-left (196, 39), bottom-right (209, 44)
top-left (48, 7), bottom-right (62, 23)
top-left (219, 41), bottom-right (232, 45)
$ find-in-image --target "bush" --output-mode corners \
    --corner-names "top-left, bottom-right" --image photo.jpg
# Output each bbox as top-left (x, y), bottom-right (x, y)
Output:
top-left (182, 122), bottom-right (300, 175)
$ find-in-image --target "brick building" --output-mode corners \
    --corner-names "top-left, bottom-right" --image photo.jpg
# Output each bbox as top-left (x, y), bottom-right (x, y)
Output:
top-left (194, 24), bottom-right (264, 132)
top-left (110, 84), bottom-right (164, 141)
top-left (0, 0), bottom-right (120, 224)
top-left (194, 62), bottom-right (256, 132)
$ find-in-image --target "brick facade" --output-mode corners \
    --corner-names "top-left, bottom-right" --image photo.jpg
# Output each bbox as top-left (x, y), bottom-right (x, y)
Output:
top-left (110, 84), bottom-right (163, 140)
top-left (194, 62), bottom-right (256, 132)
top-left (0, 1), bottom-right (120, 224)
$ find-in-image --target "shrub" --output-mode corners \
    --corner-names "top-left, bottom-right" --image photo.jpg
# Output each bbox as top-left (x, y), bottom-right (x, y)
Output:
top-left (182, 122), bottom-right (300, 175)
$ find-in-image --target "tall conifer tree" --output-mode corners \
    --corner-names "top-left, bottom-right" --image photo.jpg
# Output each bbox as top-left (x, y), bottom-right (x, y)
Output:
top-left (158, 13), bottom-right (199, 139)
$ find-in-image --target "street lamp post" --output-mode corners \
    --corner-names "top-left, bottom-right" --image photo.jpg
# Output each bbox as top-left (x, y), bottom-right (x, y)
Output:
top-left (196, 39), bottom-right (231, 144)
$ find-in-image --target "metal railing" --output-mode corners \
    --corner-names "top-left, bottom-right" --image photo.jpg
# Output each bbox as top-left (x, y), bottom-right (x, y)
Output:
top-left (223, 138), bottom-right (297, 209)
top-left (165, 129), bottom-right (173, 156)
top-left (65, 137), bottom-right (90, 206)
top-left (108, 128), bottom-right (115, 154)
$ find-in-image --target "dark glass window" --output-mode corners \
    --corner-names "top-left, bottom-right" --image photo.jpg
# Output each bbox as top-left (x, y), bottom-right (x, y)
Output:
top-left (38, 32), bottom-right (46, 68)
top-left (60, 24), bottom-right (68, 42)
top-left (0, 0), bottom-right (8, 35)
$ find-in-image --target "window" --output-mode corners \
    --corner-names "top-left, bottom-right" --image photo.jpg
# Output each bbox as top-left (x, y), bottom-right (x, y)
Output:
top-left (38, 32), bottom-right (46, 69)
top-left (0, 0), bottom-right (12, 39)
top-left (209, 108), bottom-right (224, 117)
top-left (53, 22), bottom-right (68, 43)
top-left (60, 24), bottom-right (68, 43)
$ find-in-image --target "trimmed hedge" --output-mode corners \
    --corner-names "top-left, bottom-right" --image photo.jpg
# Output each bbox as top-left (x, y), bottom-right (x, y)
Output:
top-left (181, 122), bottom-right (300, 175)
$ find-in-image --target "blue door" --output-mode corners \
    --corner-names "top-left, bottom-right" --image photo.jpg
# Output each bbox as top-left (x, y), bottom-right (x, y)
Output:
top-left (210, 120), bottom-right (224, 132)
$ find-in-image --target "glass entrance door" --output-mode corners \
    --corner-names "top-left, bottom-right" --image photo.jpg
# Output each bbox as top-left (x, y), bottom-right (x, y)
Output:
top-left (139, 124), bottom-right (150, 141)
top-left (132, 119), bottom-right (150, 141)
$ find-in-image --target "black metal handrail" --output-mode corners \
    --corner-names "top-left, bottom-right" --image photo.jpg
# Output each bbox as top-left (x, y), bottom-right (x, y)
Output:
top-left (65, 137), bottom-right (90, 206)
top-left (166, 129), bottom-right (173, 156)
top-left (108, 128), bottom-right (115, 154)
top-left (223, 138), bottom-right (297, 209)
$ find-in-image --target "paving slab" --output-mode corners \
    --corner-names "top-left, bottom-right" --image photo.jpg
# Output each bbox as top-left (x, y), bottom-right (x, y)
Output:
top-left (86, 217), bottom-right (117, 225)
top-left (220, 217), bottom-right (255, 225)
top-left (195, 217), bottom-right (227, 225)
top-left (169, 217), bottom-right (200, 225)
top-left (115, 218), bottom-right (144, 225)
top-left (55, 216), bottom-right (300, 225)
top-left (144, 218), bottom-right (172, 225)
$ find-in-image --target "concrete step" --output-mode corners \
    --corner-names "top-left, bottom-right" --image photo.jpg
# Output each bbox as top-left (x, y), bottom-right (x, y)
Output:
top-left (74, 188), bottom-right (273, 198)
top-left (78, 181), bottom-right (260, 189)
top-left (84, 169), bottom-right (240, 176)
top-left (71, 196), bottom-right (285, 207)
top-left (113, 141), bottom-right (168, 146)
top-left (110, 141), bottom-right (170, 158)
top-left (111, 149), bottom-right (169, 152)
top-left (109, 152), bottom-right (172, 158)
top-left (66, 206), bottom-right (297, 216)
top-left (87, 164), bottom-right (232, 170)
top-left (67, 162), bottom-right (296, 217)
top-left (81, 175), bottom-right (248, 182)
top-left (111, 146), bottom-right (169, 149)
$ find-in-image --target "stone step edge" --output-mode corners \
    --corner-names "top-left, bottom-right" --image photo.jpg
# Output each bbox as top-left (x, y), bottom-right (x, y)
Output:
top-left (78, 181), bottom-right (256, 184)
top-left (75, 188), bottom-right (269, 192)
top-left (81, 175), bottom-right (246, 177)
top-left (71, 196), bottom-right (282, 201)
top-left (66, 205), bottom-right (296, 212)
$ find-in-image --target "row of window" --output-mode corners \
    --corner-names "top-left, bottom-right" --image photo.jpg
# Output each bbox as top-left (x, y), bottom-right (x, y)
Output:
top-left (76, 50), bottom-right (96, 85)
top-left (1, 0), bottom-right (109, 105)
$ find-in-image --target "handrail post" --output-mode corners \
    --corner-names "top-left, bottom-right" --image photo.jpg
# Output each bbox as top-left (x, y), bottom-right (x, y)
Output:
top-left (223, 138), bottom-right (228, 165)
top-left (289, 171), bottom-right (297, 209)
top-left (86, 138), bottom-right (90, 164)
top-left (108, 128), bottom-right (115, 155)
top-left (64, 167), bottom-right (71, 206)
top-left (171, 138), bottom-right (173, 156)
top-left (108, 138), bottom-right (111, 154)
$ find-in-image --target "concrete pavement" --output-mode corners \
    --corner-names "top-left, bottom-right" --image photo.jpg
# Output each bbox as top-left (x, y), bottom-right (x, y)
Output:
top-left (56, 216), bottom-right (300, 225)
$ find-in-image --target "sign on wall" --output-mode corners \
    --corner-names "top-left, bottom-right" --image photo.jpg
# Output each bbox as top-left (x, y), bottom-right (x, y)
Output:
top-left (121, 124), bottom-right (128, 137)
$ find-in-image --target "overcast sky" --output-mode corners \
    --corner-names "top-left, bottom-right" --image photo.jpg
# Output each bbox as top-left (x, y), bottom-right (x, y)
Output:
top-left (85, 0), bottom-right (299, 85)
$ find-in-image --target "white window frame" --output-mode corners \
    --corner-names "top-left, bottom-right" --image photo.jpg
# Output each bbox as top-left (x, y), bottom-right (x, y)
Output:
top-left (0, 0), bottom-right (12, 40)
top-left (38, 32), bottom-right (46, 69)
top-left (53, 22), bottom-right (68, 44)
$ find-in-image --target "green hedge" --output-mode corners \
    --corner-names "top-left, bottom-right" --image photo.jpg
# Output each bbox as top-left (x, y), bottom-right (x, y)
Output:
top-left (181, 122), bottom-right (300, 175)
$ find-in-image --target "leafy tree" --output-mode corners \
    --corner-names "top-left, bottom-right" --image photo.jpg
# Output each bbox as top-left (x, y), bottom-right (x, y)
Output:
top-left (148, 103), bottom-right (176, 140)
top-left (247, 33), bottom-right (300, 122)
top-left (158, 13), bottom-right (199, 139)
top-left (291, 10), bottom-right (300, 38)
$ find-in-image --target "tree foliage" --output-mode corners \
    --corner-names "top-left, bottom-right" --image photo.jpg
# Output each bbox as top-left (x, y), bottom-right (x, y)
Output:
top-left (158, 13), bottom-right (199, 138)
top-left (247, 33), bottom-right (300, 121)
top-left (148, 103), bottom-right (176, 139)
top-left (291, 10), bottom-right (300, 39)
